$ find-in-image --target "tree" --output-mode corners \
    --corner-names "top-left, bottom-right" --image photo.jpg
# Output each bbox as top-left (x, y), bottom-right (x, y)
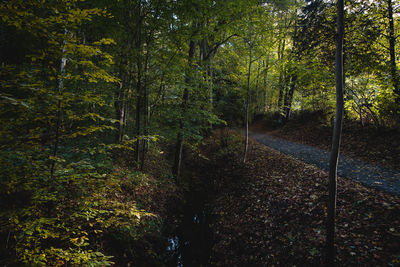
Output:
top-left (387, 0), bottom-right (400, 104)
top-left (171, 0), bottom-right (254, 179)
top-left (243, 38), bottom-right (254, 163)
top-left (326, 0), bottom-right (344, 265)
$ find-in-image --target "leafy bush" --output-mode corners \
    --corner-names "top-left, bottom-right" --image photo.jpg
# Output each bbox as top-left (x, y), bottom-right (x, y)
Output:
top-left (0, 147), bottom-right (157, 266)
top-left (215, 128), bottom-right (243, 158)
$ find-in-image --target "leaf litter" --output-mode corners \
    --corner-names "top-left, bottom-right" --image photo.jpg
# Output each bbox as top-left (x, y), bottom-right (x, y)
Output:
top-left (206, 137), bottom-right (400, 266)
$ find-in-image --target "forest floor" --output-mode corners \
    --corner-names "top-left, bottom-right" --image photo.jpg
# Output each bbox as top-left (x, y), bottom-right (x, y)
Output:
top-left (206, 130), bottom-right (400, 266)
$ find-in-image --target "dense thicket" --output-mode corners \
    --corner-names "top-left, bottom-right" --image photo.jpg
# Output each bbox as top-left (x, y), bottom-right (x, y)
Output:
top-left (1, 0), bottom-right (399, 265)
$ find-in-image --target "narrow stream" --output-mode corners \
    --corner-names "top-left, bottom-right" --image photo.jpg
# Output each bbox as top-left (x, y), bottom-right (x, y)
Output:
top-left (165, 187), bottom-right (214, 266)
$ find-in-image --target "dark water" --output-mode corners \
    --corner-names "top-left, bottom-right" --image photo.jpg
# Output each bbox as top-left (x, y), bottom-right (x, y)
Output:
top-left (165, 190), bottom-right (214, 267)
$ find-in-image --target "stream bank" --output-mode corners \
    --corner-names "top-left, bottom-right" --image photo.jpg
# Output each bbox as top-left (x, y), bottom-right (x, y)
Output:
top-left (163, 132), bottom-right (244, 266)
top-left (163, 155), bottom-right (216, 266)
top-left (165, 185), bottom-right (214, 266)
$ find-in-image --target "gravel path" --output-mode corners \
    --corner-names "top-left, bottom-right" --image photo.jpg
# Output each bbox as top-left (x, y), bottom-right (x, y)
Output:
top-left (249, 131), bottom-right (400, 196)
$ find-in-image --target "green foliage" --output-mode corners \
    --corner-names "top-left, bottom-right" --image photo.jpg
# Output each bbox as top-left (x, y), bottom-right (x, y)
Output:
top-left (0, 147), bottom-right (157, 265)
top-left (215, 129), bottom-right (243, 158)
top-left (2, 0), bottom-right (400, 265)
top-left (0, 0), bottom-right (160, 265)
top-left (294, 0), bottom-right (400, 125)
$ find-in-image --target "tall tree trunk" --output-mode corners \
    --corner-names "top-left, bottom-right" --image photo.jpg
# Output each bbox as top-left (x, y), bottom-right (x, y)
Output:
top-left (50, 30), bottom-right (67, 179)
top-left (134, 1), bottom-right (143, 167)
top-left (173, 41), bottom-right (196, 181)
top-left (135, 57), bottom-right (142, 166)
top-left (326, 0), bottom-right (344, 265)
top-left (140, 39), bottom-right (151, 171)
top-left (140, 78), bottom-right (147, 171)
top-left (116, 72), bottom-right (126, 142)
top-left (243, 45), bottom-right (252, 163)
top-left (284, 73), bottom-right (297, 120)
top-left (388, 0), bottom-right (400, 103)
top-left (115, 55), bottom-right (128, 143)
top-left (284, 13), bottom-right (299, 121)
top-left (263, 57), bottom-right (270, 112)
top-left (119, 94), bottom-right (126, 142)
top-left (277, 39), bottom-right (286, 113)
top-left (255, 60), bottom-right (261, 113)
top-left (283, 72), bottom-right (291, 117)
top-left (277, 13), bottom-right (287, 113)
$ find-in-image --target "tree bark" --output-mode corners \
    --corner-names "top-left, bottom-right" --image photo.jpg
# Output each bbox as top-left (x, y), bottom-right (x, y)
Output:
top-left (277, 14), bottom-right (287, 114)
top-left (50, 29), bottom-right (67, 179)
top-left (277, 38), bottom-right (286, 113)
top-left (283, 14), bottom-right (299, 121)
top-left (243, 45), bottom-right (252, 163)
top-left (173, 41), bottom-right (196, 181)
top-left (326, 0), bottom-right (344, 265)
top-left (263, 57), bottom-right (270, 111)
top-left (135, 56), bottom-right (142, 166)
top-left (134, 0), bottom-right (143, 167)
top-left (255, 60), bottom-right (261, 113)
top-left (283, 73), bottom-right (297, 120)
top-left (115, 68), bottom-right (126, 143)
top-left (140, 37), bottom-right (151, 171)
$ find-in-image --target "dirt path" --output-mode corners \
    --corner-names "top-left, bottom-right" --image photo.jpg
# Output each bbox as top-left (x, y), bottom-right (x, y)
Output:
top-left (249, 131), bottom-right (400, 196)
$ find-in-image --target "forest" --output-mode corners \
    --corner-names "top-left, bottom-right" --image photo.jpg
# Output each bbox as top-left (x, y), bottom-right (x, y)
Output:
top-left (1, 0), bottom-right (400, 266)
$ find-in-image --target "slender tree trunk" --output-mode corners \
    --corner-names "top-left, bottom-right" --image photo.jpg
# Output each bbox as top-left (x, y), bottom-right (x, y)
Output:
top-left (277, 14), bottom-right (287, 113)
top-left (263, 56), bottom-right (270, 112)
top-left (50, 101), bottom-right (61, 179)
top-left (140, 81), bottom-right (147, 171)
top-left (255, 60), bottom-right (261, 113)
top-left (283, 73), bottom-right (290, 117)
top-left (243, 45), bottom-right (252, 163)
top-left (140, 40), bottom-right (150, 171)
top-left (134, 2), bottom-right (143, 167)
top-left (135, 58), bottom-right (142, 166)
top-left (326, 0), bottom-right (344, 265)
top-left (284, 15), bottom-right (299, 121)
top-left (116, 78), bottom-right (126, 142)
top-left (388, 0), bottom-right (400, 103)
top-left (262, 60), bottom-right (266, 112)
top-left (173, 89), bottom-right (188, 181)
top-left (277, 39), bottom-right (286, 113)
top-left (119, 97), bottom-right (126, 141)
top-left (115, 55), bottom-right (128, 143)
top-left (173, 41), bottom-right (196, 181)
top-left (50, 30), bottom-right (67, 179)
top-left (284, 73), bottom-right (297, 120)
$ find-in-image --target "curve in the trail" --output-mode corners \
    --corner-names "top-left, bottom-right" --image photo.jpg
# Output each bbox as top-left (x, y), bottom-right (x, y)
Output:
top-left (249, 131), bottom-right (400, 196)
